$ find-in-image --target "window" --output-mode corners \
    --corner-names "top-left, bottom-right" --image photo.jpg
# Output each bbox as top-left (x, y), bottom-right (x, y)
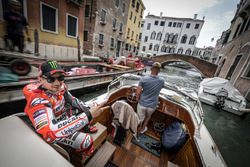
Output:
top-left (99, 34), bottom-right (104, 45)
top-left (156, 32), bottom-right (162, 40)
top-left (173, 22), bottom-right (176, 27)
top-left (177, 22), bottom-right (182, 28)
top-left (181, 35), bottom-right (187, 43)
top-left (185, 49), bottom-right (191, 55)
top-left (119, 23), bottom-right (123, 32)
top-left (155, 20), bottom-right (159, 25)
top-left (170, 47), bottom-right (175, 53)
top-left (136, 2), bottom-right (140, 12)
top-left (40, 3), bottom-right (58, 33)
top-left (186, 23), bottom-right (190, 28)
top-left (84, 30), bottom-right (88, 41)
top-left (195, 24), bottom-right (199, 29)
top-left (115, 0), bottom-right (119, 8)
top-left (173, 34), bottom-right (178, 44)
top-left (169, 33), bottom-right (174, 43)
top-left (164, 33), bottom-right (169, 43)
top-left (150, 31), bottom-right (156, 39)
top-left (110, 38), bottom-right (115, 48)
top-left (138, 21), bottom-right (140, 28)
top-left (131, 31), bottom-right (134, 38)
top-left (125, 43), bottom-right (129, 50)
top-left (166, 46), bottom-right (170, 53)
top-left (134, 16), bottom-right (136, 23)
top-left (144, 36), bottom-right (148, 42)
top-left (154, 44), bottom-right (159, 51)
top-left (127, 28), bottom-right (130, 36)
top-left (147, 23), bottom-right (151, 30)
top-left (130, 12), bottom-right (132, 20)
top-left (140, 9), bottom-right (143, 17)
top-left (160, 21), bottom-right (165, 26)
top-left (189, 36), bottom-right (196, 45)
top-left (177, 48), bottom-right (183, 54)
top-left (112, 18), bottom-right (117, 29)
top-left (168, 22), bottom-right (172, 27)
top-left (132, 0), bottom-right (135, 7)
top-left (139, 33), bottom-right (142, 40)
top-left (149, 43), bottom-right (152, 50)
top-left (244, 62), bottom-right (250, 78)
top-left (226, 55), bottom-right (242, 80)
top-left (161, 45), bottom-right (166, 52)
top-left (100, 9), bottom-right (106, 23)
top-left (142, 46), bottom-right (146, 51)
top-left (85, 5), bottom-right (90, 17)
top-left (66, 14), bottom-right (78, 38)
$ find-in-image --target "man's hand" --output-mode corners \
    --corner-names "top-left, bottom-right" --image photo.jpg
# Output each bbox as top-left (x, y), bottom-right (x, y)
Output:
top-left (89, 99), bottom-right (109, 118)
top-left (89, 104), bottom-right (102, 118)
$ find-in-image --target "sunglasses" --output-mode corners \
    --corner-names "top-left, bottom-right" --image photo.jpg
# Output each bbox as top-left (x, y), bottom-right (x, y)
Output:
top-left (42, 75), bottom-right (65, 83)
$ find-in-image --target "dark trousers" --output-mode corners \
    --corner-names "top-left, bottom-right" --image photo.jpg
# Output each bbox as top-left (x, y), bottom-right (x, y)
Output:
top-left (4, 34), bottom-right (24, 53)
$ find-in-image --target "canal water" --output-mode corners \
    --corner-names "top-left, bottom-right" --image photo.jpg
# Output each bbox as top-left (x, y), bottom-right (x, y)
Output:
top-left (79, 65), bottom-right (250, 167)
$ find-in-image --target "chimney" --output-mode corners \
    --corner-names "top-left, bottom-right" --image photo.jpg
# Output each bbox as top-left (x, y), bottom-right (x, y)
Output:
top-left (160, 12), bottom-right (163, 18)
top-left (203, 16), bottom-right (205, 20)
top-left (194, 14), bottom-right (198, 19)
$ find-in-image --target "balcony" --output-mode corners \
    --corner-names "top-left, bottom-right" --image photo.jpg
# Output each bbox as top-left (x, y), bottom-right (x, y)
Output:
top-left (67, 0), bottom-right (83, 7)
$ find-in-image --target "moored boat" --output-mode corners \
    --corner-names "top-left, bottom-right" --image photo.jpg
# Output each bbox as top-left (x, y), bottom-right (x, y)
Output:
top-left (198, 77), bottom-right (249, 116)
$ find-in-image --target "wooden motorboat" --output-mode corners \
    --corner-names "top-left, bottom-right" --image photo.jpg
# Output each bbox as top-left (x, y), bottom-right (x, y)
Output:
top-left (0, 74), bottom-right (226, 167)
top-left (83, 74), bottom-right (226, 167)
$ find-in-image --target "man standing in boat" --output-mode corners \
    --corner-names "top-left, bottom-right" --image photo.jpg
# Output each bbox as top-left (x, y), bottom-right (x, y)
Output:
top-left (136, 62), bottom-right (164, 134)
top-left (23, 60), bottom-right (103, 159)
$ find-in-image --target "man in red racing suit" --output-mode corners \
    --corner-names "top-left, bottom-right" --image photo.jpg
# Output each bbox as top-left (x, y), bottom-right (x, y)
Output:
top-left (23, 60), bottom-right (103, 157)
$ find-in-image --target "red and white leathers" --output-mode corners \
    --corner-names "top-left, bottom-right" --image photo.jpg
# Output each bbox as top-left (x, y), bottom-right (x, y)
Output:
top-left (23, 82), bottom-right (93, 152)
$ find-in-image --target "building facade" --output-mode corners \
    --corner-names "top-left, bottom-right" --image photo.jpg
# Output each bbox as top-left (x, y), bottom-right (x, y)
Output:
top-left (83, 0), bottom-right (129, 58)
top-left (0, 0), bottom-right (86, 61)
top-left (124, 0), bottom-right (145, 57)
top-left (138, 13), bottom-right (204, 57)
top-left (215, 0), bottom-right (250, 100)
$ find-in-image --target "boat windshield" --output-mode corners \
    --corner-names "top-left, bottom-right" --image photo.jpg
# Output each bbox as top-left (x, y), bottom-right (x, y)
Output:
top-left (107, 74), bottom-right (204, 125)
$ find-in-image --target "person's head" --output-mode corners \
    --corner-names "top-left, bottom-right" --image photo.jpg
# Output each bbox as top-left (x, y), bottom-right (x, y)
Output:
top-left (151, 62), bottom-right (161, 75)
top-left (38, 60), bottom-right (66, 93)
top-left (9, 0), bottom-right (22, 12)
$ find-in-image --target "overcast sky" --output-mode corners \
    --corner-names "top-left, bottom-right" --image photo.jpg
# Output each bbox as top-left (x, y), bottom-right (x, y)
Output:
top-left (142, 0), bottom-right (239, 48)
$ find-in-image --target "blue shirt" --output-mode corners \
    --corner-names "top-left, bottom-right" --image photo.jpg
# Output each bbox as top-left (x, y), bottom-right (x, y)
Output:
top-left (138, 75), bottom-right (164, 109)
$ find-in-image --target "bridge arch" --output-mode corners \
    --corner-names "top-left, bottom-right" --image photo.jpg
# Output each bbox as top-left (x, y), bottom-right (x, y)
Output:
top-left (151, 54), bottom-right (217, 77)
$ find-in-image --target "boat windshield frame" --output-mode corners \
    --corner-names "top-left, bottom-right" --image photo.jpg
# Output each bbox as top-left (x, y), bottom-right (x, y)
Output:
top-left (107, 74), bottom-right (204, 126)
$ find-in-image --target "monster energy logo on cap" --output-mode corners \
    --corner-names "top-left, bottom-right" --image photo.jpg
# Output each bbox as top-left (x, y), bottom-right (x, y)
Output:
top-left (48, 61), bottom-right (58, 69)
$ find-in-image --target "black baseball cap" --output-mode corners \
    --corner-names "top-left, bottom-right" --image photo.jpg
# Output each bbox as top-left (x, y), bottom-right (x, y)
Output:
top-left (39, 60), bottom-right (66, 77)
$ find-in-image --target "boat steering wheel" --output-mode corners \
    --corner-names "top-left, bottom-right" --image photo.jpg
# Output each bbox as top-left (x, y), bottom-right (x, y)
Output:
top-left (126, 86), bottom-right (138, 103)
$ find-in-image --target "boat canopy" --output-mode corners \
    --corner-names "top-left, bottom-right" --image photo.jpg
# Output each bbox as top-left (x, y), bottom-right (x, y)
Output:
top-left (200, 77), bottom-right (245, 103)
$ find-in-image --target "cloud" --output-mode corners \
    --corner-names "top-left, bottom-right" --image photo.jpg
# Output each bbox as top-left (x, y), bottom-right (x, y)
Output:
top-left (144, 0), bottom-right (221, 18)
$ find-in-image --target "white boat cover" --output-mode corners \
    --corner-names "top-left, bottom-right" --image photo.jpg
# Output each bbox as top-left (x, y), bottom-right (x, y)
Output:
top-left (200, 77), bottom-right (245, 103)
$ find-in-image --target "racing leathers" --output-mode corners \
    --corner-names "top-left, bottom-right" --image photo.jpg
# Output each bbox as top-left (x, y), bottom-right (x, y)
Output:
top-left (23, 83), bottom-right (93, 152)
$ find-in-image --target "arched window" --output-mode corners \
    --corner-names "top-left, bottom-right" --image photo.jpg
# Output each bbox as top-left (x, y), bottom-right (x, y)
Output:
top-left (181, 34), bottom-right (187, 44)
top-left (173, 34), bottom-right (178, 44)
top-left (161, 45), bottom-right (166, 52)
top-left (189, 35), bottom-right (196, 45)
top-left (154, 44), bottom-right (159, 51)
top-left (156, 32), bottom-right (162, 40)
top-left (177, 48), bottom-right (183, 54)
top-left (149, 43), bottom-right (153, 50)
top-left (150, 31), bottom-right (156, 39)
top-left (185, 49), bottom-right (192, 55)
top-left (164, 33), bottom-right (169, 43)
top-left (170, 47), bottom-right (175, 53)
top-left (166, 46), bottom-right (170, 53)
top-left (169, 33), bottom-right (174, 43)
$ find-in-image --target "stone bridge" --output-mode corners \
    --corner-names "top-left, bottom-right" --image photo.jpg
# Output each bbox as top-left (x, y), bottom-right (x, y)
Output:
top-left (151, 54), bottom-right (217, 77)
